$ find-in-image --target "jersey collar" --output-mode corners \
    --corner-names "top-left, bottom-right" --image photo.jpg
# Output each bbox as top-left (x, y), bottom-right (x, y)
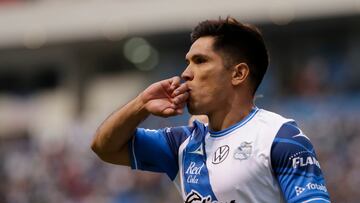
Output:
top-left (209, 107), bottom-right (259, 137)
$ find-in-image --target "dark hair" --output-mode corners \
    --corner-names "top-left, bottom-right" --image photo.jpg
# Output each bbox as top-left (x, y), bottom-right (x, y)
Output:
top-left (191, 17), bottom-right (269, 94)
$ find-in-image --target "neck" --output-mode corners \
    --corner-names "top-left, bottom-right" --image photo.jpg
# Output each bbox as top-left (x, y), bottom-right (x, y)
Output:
top-left (208, 94), bottom-right (254, 132)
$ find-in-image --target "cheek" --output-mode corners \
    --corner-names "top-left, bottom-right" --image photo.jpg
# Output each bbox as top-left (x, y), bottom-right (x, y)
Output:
top-left (196, 75), bottom-right (216, 92)
top-left (193, 64), bottom-right (231, 97)
top-left (201, 71), bottom-right (230, 91)
top-left (196, 77), bottom-right (226, 101)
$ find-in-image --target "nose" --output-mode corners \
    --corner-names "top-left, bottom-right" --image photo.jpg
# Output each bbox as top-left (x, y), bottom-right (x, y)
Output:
top-left (181, 65), bottom-right (193, 81)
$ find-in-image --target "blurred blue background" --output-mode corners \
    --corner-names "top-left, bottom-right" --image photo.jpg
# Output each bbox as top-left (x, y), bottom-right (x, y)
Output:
top-left (0, 0), bottom-right (359, 202)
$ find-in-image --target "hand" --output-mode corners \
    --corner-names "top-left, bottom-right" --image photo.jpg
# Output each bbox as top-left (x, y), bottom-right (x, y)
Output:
top-left (140, 76), bottom-right (189, 117)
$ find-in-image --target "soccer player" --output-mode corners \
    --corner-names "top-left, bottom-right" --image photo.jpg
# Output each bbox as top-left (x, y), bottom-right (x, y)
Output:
top-left (91, 17), bottom-right (330, 203)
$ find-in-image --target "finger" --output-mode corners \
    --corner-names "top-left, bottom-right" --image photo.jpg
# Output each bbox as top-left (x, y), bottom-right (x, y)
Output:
top-left (172, 92), bottom-right (189, 105)
top-left (169, 76), bottom-right (181, 91)
top-left (175, 108), bottom-right (184, 115)
top-left (175, 102), bottom-right (186, 110)
top-left (174, 101), bottom-right (186, 115)
top-left (162, 107), bottom-right (175, 114)
top-left (162, 108), bottom-right (177, 117)
top-left (172, 83), bottom-right (189, 97)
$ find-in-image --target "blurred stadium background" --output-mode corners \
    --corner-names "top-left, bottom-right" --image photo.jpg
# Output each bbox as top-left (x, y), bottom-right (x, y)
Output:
top-left (0, 0), bottom-right (359, 202)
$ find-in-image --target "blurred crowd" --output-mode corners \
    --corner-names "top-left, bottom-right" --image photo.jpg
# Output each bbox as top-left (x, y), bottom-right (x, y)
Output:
top-left (0, 120), bottom-right (182, 203)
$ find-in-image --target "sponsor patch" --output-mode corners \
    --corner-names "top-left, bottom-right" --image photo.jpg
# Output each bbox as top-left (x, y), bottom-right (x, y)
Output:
top-left (185, 162), bottom-right (204, 184)
top-left (212, 145), bottom-right (230, 164)
top-left (185, 190), bottom-right (236, 203)
top-left (294, 183), bottom-right (328, 196)
top-left (292, 156), bottom-right (321, 169)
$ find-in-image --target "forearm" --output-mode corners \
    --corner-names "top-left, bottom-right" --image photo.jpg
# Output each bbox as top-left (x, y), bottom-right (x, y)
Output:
top-left (91, 94), bottom-right (149, 159)
top-left (91, 76), bottom-right (188, 165)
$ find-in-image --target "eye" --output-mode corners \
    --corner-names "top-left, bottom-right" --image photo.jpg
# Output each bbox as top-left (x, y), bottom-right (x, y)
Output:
top-left (194, 57), bottom-right (207, 64)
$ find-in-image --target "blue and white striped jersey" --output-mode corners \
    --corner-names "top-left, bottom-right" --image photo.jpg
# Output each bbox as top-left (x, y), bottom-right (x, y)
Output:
top-left (129, 107), bottom-right (330, 203)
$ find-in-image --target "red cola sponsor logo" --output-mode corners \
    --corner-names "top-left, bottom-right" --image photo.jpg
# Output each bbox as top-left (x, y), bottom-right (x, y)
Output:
top-left (185, 162), bottom-right (204, 184)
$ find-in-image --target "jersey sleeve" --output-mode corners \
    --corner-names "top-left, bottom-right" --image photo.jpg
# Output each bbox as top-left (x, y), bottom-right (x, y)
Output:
top-left (271, 121), bottom-right (331, 203)
top-left (129, 126), bottom-right (192, 180)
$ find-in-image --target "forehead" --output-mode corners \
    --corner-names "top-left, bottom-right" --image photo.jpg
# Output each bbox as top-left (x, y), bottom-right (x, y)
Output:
top-left (185, 36), bottom-right (217, 59)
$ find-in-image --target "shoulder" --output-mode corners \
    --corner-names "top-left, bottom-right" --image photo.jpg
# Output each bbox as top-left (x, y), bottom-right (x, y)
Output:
top-left (256, 108), bottom-right (294, 126)
top-left (270, 121), bottom-right (320, 173)
top-left (251, 108), bottom-right (295, 146)
top-left (269, 121), bottom-right (330, 202)
top-left (155, 120), bottom-right (207, 158)
top-left (163, 119), bottom-right (207, 141)
top-left (272, 121), bottom-right (314, 154)
top-left (255, 109), bottom-right (308, 144)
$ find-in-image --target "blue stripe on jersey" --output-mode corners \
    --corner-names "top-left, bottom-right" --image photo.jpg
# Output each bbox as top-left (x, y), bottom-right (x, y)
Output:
top-left (209, 107), bottom-right (259, 137)
top-left (182, 120), bottom-right (218, 202)
top-left (275, 169), bottom-right (324, 179)
top-left (274, 121), bottom-right (315, 152)
top-left (182, 126), bottom-right (192, 136)
top-left (289, 193), bottom-right (330, 203)
top-left (271, 122), bottom-right (330, 202)
top-left (273, 138), bottom-right (315, 154)
top-left (129, 126), bottom-right (191, 181)
top-left (164, 126), bottom-right (193, 159)
top-left (272, 140), bottom-right (322, 177)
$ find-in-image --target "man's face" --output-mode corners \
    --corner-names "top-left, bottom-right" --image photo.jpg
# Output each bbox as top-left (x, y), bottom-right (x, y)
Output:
top-left (182, 36), bottom-right (233, 115)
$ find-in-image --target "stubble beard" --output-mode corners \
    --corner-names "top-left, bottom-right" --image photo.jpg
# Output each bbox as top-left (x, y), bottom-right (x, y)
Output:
top-left (186, 100), bottom-right (206, 116)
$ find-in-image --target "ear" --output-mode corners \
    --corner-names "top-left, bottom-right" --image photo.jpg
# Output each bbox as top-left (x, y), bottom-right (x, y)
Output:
top-left (231, 63), bottom-right (250, 86)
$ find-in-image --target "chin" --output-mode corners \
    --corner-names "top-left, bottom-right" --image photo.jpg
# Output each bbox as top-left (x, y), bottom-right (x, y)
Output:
top-left (186, 103), bottom-right (196, 115)
top-left (187, 103), bottom-right (204, 115)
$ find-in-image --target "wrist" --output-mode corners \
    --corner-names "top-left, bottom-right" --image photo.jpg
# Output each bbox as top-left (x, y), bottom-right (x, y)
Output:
top-left (134, 93), bottom-right (150, 116)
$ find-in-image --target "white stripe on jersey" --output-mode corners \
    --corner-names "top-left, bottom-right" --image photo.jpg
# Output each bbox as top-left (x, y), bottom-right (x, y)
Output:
top-left (302, 197), bottom-right (331, 202)
top-left (177, 135), bottom-right (191, 200)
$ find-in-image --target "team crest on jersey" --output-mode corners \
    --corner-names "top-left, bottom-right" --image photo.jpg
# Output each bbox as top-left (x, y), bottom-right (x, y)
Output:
top-left (234, 141), bottom-right (252, 160)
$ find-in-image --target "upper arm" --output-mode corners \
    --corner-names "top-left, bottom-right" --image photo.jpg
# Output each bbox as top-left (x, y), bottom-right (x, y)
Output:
top-left (92, 143), bottom-right (131, 166)
top-left (271, 122), bottom-right (331, 203)
top-left (129, 126), bottom-right (191, 180)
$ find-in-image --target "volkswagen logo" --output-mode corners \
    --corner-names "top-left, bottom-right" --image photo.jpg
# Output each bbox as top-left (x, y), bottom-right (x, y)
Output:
top-left (212, 145), bottom-right (230, 164)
